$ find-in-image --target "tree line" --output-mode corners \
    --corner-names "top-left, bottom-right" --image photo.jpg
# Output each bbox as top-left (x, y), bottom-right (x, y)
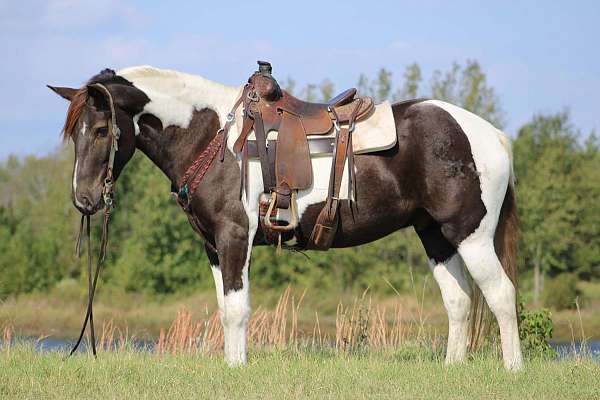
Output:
top-left (0, 60), bottom-right (598, 302)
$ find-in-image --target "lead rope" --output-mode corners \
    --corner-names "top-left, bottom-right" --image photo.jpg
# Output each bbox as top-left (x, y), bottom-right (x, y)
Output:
top-left (67, 210), bottom-right (111, 357)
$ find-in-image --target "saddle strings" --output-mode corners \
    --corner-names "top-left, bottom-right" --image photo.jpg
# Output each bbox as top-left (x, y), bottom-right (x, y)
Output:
top-left (68, 209), bottom-right (111, 357)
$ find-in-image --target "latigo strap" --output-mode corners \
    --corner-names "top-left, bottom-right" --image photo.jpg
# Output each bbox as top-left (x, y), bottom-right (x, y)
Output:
top-left (308, 99), bottom-right (362, 250)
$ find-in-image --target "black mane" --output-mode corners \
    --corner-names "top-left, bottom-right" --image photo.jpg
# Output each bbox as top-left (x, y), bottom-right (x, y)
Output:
top-left (87, 68), bottom-right (132, 87)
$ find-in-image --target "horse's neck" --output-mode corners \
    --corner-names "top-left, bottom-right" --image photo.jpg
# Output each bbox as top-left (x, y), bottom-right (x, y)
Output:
top-left (128, 70), bottom-right (240, 186)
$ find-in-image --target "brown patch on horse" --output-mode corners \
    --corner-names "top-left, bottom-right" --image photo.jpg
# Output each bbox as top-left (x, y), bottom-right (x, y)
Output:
top-left (63, 87), bottom-right (88, 141)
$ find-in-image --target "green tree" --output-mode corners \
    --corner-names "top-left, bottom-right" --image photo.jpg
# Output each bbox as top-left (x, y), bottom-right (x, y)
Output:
top-left (319, 79), bottom-right (334, 102)
top-left (394, 62), bottom-right (422, 101)
top-left (282, 77), bottom-right (296, 94)
top-left (374, 68), bottom-right (393, 102)
top-left (513, 112), bottom-right (596, 303)
top-left (431, 60), bottom-right (504, 128)
top-left (108, 153), bottom-right (211, 294)
top-left (356, 74), bottom-right (370, 97)
top-left (301, 84), bottom-right (317, 102)
top-left (569, 133), bottom-right (600, 279)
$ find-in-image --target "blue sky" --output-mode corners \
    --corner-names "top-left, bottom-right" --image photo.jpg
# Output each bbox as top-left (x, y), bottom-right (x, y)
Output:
top-left (1, 0), bottom-right (598, 160)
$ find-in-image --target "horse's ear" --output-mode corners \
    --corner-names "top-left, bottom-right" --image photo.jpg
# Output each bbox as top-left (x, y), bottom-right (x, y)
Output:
top-left (47, 85), bottom-right (78, 101)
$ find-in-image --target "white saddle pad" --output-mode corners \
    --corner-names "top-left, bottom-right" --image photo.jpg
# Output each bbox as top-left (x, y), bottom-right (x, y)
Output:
top-left (232, 99), bottom-right (397, 154)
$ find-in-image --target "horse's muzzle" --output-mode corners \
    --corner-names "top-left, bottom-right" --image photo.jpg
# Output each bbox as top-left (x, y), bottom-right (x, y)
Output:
top-left (73, 194), bottom-right (103, 215)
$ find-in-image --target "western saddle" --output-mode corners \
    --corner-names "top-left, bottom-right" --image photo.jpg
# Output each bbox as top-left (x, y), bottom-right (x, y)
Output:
top-left (231, 61), bottom-right (374, 250)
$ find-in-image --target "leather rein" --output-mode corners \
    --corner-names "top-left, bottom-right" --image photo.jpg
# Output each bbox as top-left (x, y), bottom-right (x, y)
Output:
top-left (68, 83), bottom-right (119, 357)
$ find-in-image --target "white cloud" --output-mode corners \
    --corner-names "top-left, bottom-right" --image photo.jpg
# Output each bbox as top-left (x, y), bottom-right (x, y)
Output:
top-left (42, 0), bottom-right (116, 28)
top-left (0, 0), bottom-right (151, 33)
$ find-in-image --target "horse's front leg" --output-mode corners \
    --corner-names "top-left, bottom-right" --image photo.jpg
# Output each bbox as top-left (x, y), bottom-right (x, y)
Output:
top-left (212, 221), bottom-right (256, 366)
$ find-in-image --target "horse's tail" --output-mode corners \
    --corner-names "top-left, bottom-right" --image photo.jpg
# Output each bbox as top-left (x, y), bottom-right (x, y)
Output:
top-left (469, 130), bottom-right (519, 349)
top-left (494, 130), bottom-right (519, 290)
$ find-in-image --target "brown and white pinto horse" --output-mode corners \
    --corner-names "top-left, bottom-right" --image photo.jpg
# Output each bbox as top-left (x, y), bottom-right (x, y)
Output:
top-left (49, 66), bottom-right (523, 370)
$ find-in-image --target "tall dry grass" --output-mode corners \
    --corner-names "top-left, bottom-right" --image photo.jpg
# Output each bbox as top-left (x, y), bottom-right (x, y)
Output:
top-left (2, 325), bottom-right (13, 353)
top-left (151, 286), bottom-right (421, 355)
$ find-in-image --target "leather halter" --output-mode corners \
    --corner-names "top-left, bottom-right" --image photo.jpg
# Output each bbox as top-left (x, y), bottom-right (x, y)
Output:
top-left (89, 82), bottom-right (121, 210)
top-left (69, 82), bottom-right (120, 357)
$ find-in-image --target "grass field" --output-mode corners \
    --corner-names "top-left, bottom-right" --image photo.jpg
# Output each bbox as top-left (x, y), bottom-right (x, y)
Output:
top-left (2, 282), bottom-right (599, 399)
top-left (1, 345), bottom-right (598, 399)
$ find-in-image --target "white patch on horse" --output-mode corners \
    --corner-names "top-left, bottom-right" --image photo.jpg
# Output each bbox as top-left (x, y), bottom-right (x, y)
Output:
top-left (118, 66), bottom-right (240, 132)
top-left (210, 265), bottom-right (224, 313)
top-left (424, 100), bottom-right (523, 370)
top-left (132, 113), bottom-right (141, 136)
top-left (242, 156), bottom-right (350, 234)
top-left (428, 254), bottom-right (471, 363)
top-left (72, 122), bottom-right (88, 209)
top-left (72, 160), bottom-right (85, 209)
top-left (222, 199), bottom-right (258, 366)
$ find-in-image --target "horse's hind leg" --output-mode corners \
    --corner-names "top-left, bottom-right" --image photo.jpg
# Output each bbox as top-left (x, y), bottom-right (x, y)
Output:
top-left (416, 224), bottom-right (471, 364)
top-left (458, 236), bottom-right (522, 370)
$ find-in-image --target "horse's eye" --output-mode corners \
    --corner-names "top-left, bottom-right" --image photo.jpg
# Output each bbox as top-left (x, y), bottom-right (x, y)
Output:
top-left (97, 127), bottom-right (108, 137)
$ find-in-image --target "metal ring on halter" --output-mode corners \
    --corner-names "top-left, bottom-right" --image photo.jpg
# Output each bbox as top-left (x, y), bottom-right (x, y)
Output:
top-left (263, 191), bottom-right (298, 232)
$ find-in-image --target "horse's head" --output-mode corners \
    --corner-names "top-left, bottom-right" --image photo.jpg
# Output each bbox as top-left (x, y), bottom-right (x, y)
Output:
top-left (48, 69), bottom-right (149, 214)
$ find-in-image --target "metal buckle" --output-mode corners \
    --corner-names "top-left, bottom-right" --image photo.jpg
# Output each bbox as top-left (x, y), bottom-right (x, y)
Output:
top-left (102, 182), bottom-right (114, 209)
top-left (247, 90), bottom-right (259, 102)
top-left (332, 118), bottom-right (341, 133)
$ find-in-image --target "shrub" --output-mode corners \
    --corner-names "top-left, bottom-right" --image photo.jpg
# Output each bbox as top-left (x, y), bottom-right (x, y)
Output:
top-left (518, 302), bottom-right (556, 357)
top-left (542, 274), bottom-right (582, 310)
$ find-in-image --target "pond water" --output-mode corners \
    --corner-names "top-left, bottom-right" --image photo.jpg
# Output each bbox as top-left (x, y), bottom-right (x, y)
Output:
top-left (30, 337), bottom-right (155, 353)
top-left (2, 337), bottom-right (600, 359)
top-left (551, 340), bottom-right (600, 359)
